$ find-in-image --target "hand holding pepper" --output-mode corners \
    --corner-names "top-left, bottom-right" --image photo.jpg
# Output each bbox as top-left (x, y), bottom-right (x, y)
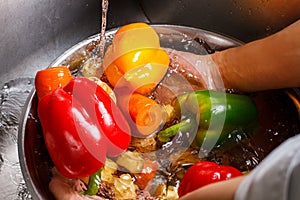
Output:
top-left (178, 161), bottom-right (242, 197)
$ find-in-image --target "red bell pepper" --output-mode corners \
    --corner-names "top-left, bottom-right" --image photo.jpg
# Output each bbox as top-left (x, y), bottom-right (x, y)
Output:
top-left (38, 88), bottom-right (107, 178)
top-left (38, 77), bottom-right (131, 178)
top-left (178, 161), bottom-right (242, 197)
top-left (64, 77), bottom-right (131, 157)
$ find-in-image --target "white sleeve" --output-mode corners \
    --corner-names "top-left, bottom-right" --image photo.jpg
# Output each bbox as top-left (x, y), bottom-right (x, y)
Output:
top-left (234, 134), bottom-right (300, 200)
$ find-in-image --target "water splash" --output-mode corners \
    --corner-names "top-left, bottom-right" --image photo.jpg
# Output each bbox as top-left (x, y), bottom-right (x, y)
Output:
top-left (79, 0), bottom-right (109, 78)
top-left (0, 78), bottom-right (33, 200)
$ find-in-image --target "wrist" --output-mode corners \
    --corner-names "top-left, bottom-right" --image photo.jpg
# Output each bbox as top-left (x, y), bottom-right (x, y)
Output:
top-left (210, 51), bottom-right (232, 90)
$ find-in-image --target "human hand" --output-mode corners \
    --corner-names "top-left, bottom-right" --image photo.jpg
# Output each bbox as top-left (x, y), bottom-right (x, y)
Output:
top-left (164, 48), bottom-right (225, 92)
top-left (179, 176), bottom-right (245, 200)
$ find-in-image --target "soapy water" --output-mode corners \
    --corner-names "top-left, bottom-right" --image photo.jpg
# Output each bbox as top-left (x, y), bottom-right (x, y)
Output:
top-left (0, 78), bottom-right (33, 200)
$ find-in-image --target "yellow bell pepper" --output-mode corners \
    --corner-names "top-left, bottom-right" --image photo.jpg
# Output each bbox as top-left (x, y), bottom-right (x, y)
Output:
top-left (104, 22), bottom-right (170, 94)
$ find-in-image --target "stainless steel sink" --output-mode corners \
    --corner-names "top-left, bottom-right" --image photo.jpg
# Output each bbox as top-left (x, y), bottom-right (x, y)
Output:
top-left (0, 0), bottom-right (298, 199)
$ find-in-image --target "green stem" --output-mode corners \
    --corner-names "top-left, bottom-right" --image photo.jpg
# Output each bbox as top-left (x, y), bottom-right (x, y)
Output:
top-left (158, 119), bottom-right (194, 142)
top-left (83, 169), bottom-right (102, 196)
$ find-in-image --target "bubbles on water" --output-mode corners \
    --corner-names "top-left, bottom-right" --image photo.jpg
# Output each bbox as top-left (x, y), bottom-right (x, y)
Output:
top-left (0, 78), bottom-right (34, 199)
top-left (158, 31), bottom-right (208, 55)
top-left (183, 40), bottom-right (193, 51)
top-left (17, 181), bottom-right (32, 200)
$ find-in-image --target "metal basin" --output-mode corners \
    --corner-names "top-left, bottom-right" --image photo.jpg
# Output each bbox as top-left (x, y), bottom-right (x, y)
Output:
top-left (17, 25), bottom-right (239, 199)
top-left (18, 24), bottom-right (300, 199)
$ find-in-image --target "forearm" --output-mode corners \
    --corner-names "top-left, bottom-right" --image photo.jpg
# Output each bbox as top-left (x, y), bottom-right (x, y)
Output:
top-left (213, 20), bottom-right (300, 92)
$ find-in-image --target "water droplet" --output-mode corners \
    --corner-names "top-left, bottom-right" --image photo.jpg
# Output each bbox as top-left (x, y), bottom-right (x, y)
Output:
top-left (3, 84), bottom-right (8, 89)
top-left (183, 44), bottom-right (189, 50)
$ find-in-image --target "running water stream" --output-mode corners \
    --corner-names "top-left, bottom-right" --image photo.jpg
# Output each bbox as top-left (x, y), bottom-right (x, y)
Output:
top-left (99, 0), bottom-right (109, 59)
top-left (80, 0), bottom-right (108, 77)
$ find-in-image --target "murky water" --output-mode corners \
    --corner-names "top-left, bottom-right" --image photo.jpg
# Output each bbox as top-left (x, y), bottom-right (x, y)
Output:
top-left (0, 78), bottom-right (33, 200)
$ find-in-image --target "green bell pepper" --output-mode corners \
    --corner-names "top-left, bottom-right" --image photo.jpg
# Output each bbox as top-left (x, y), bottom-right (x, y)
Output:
top-left (158, 90), bottom-right (258, 148)
top-left (175, 90), bottom-right (258, 128)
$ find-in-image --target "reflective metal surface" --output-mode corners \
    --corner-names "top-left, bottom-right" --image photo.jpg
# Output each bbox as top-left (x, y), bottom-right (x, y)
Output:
top-left (139, 0), bottom-right (300, 42)
top-left (1, 0), bottom-right (299, 199)
top-left (18, 25), bottom-right (243, 199)
top-left (0, 0), bottom-right (148, 87)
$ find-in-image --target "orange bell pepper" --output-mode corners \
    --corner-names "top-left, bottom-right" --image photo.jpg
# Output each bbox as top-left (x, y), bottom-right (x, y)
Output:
top-left (35, 66), bottom-right (72, 101)
top-left (104, 22), bottom-right (170, 94)
top-left (128, 93), bottom-right (163, 136)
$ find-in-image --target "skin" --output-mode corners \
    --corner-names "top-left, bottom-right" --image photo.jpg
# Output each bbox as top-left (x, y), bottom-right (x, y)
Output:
top-left (179, 176), bottom-right (245, 200)
top-left (177, 19), bottom-right (300, 200)
top-left (213, 19), bottom-right (300, 92)
top-left (49, 168), bottom-right (104, 200)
